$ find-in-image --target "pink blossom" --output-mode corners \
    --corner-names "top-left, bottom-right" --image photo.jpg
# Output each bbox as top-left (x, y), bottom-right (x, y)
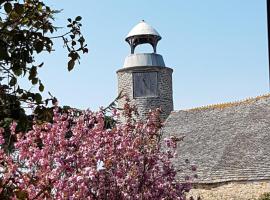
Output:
top-left (0, 133), bottom-right (4, 145)
top-left (10, 121), bottom-right (17, 134)
top-left (0, 103), bottom-right (192, 199)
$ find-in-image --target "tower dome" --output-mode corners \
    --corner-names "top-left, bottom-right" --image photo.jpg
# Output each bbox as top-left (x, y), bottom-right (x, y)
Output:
top-left (125, 20), bottom-right (161, 54)
top-left (126, 20), bottom-right (161, 39)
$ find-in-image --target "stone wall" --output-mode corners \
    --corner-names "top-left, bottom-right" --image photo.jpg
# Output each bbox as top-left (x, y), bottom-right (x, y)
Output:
top-left (117, 66), bottom-right (173, 120)
top-left (188, 180), bottom-right (270, 200)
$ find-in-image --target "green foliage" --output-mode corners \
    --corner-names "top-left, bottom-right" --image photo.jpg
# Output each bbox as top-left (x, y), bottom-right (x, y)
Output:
top-left (0, 0), bottom-right (88, 150)
top-left (258, 193), bottom-right (270, 200)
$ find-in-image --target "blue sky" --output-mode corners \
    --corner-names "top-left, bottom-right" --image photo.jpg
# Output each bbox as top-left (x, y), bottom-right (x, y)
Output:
top-left (36, 0), bottom-right (268, 111)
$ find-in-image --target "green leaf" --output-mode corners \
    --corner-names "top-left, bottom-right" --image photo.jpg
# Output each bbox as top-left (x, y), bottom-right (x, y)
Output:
top-left (34, 41), bottom-right (44, 54)
top-left (39, 83), bottom-right (44, 92)
top-left (68, 18), bottom-right (72, 23)
top-left (68, 59), bottom-right (75, 71)
top-left (4, 2), bottom-right (12, 13)
top-left (75, 16), bottom-right (82, 21)
top-left (35, 93), bottom-right (42, 104)
top-left (37, 3), bottom-right (43, 11)
top-left (10, 77), bottom-right (17, 86)
top-left (31, 78), bottom-right (38, 85)
top-left (29, 66), bottom-right (37, 80)
top-left (45, 6), bottom-right (51, 12)
top-left (13, 68), bottom-right (22, 76)
top-left (14, 3), bottom-right (24, 15)
top-left (78, 37), bottom-right (85, 43)
top-left (12, 63), bottom-right (23, 76)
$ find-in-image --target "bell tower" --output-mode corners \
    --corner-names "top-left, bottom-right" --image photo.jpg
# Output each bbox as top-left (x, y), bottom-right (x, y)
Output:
top-left (117, 20), bottom-right (173, 120)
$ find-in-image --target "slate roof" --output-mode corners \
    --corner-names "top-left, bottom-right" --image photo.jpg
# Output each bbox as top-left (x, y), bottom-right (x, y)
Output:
top-left (162, 94), bottom-right (270, 184)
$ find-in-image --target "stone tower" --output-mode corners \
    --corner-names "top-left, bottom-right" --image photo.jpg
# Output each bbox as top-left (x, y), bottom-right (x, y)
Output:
top-left (117, 20), bottom-right (173, 120)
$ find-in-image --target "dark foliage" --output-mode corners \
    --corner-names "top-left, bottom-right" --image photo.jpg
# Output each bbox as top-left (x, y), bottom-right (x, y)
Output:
top-left (0, 0), bottom-right (88, 151)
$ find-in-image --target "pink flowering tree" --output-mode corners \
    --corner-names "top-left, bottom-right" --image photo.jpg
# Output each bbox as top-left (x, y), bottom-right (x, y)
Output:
top-left (0, 102), bottom-right (192, 199)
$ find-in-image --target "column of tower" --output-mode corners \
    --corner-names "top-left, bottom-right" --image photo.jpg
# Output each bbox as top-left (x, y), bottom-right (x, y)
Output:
top-left (116, 20), bottom-right (173, 120)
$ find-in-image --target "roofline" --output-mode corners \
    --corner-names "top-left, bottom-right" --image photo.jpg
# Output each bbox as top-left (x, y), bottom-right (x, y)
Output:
top-left (171, 93), bottom-right (270, 113)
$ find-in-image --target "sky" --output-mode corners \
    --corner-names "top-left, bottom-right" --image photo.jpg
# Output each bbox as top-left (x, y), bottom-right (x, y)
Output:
top-left (35, 0), bottom-right (268, 111)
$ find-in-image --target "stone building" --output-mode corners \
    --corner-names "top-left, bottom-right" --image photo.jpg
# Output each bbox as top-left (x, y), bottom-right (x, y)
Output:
top-left (163, 95), bottom-right (270, 200)
top-left (117, 21), bottom-right (270, 199)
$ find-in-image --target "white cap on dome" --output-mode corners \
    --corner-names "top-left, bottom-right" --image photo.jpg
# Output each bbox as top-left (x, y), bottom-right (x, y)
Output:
top-left (126, 20), bottom-right (161, 39)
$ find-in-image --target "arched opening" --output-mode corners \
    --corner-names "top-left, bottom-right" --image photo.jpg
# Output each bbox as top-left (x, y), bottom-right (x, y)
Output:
top-left (133, 43), bottom-right (155, 54)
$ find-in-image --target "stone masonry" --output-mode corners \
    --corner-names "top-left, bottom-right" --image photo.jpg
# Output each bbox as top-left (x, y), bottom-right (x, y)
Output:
top-left (188, 180), bottom-right (270, 200)
top-left (117, 66), bottom-right (173, 120)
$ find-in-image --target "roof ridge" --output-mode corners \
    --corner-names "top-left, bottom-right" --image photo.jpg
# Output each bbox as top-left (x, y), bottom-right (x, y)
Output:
top-left (178, 93), bottom-right (270, 112)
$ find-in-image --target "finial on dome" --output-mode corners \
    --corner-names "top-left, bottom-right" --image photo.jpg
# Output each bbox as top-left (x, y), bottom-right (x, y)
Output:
top-left (125, 21), bottom-right (161, 54)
